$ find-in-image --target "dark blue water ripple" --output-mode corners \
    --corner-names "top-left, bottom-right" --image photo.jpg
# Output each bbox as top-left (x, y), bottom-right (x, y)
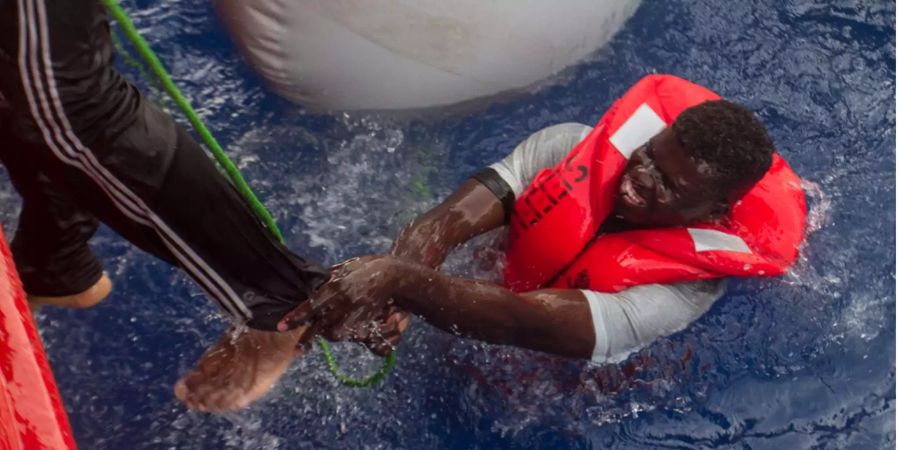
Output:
top-left (1, 0), bottom-right (891, 448)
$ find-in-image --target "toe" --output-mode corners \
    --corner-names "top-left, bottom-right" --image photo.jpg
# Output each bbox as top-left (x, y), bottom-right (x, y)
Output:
top-left (173, 379), bottom-right (190, 403)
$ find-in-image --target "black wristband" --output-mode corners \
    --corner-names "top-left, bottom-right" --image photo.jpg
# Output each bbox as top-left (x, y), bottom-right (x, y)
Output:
top-left (471, 167), bottom-right (515, 223)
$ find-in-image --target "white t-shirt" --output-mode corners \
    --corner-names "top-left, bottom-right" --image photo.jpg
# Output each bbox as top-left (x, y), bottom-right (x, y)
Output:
top-left (476, 123), bottom-right (725, 364)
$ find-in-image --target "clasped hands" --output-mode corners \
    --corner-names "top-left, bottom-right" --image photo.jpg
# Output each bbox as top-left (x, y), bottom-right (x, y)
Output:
top-left (277, 255), bottom-right (410, 356)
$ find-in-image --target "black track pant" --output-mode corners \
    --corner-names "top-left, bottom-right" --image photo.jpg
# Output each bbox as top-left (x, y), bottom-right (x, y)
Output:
top-left (0, 0), bottom-right (328, 330)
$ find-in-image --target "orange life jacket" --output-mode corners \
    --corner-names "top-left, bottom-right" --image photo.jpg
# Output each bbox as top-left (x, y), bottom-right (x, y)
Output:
top-left (504, 74), bottom-right (807, 293)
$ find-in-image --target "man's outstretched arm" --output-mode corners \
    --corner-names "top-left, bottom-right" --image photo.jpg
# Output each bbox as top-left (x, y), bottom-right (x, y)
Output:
top-left (391, 178), bottom-right (506, 268)
top-left (393, 123), bottom-right (593, 268)
top-left (391, 260), bottom-right (595, 358)
top-left (281, 256), bottom-right (725, 362)
top-left (366, 124), bottom-right (594, 353)
top-left (339, 179), bottom-right (506, 354)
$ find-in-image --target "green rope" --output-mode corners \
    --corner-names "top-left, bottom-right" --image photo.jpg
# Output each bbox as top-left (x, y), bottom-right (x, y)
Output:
top-left (318, 339), bottom-right (397, 387)
top-left (102, 0), bottom-right (396, 388)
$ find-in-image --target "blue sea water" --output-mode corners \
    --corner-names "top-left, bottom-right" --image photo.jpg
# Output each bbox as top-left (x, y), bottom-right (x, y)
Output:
top-left (2, 0), bottom-right (893, 448)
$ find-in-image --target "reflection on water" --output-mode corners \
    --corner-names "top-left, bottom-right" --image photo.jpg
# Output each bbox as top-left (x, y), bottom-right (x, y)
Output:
top-left (1, 0), bottom-right (892, 448)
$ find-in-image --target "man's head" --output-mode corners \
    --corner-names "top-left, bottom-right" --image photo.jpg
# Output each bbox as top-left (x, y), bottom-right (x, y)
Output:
top-left (614, 100), bottom-right (774, 227)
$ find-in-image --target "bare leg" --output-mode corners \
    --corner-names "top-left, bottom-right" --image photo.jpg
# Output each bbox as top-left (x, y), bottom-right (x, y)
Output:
top-left (28, 273), bottom-right (112, 309)
top-left (173, 325), bottom-right (311, 412)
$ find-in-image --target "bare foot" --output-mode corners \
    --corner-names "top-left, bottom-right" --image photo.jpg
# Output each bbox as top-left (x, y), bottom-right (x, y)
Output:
top-left (174, 325), bottom-right (310, 412)
top-left (28, 273), bottom-right (112, 309)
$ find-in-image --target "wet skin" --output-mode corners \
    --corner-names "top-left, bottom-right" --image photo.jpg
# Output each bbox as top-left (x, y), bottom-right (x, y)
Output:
top-left (615, 126), bottom-right (727, 227)
top-left (280, 125), bottom-right (740, 360)
top-left (174, 325), bottom-right (316, 413)
top-left (170, 179), bottom-right (508, 412)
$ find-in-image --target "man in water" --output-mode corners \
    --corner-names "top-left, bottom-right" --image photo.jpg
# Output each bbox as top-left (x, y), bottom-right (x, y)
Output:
top-left (0, 0), bottom-right (326, 411)
top-left (280, 76), bottom-right (806, 364)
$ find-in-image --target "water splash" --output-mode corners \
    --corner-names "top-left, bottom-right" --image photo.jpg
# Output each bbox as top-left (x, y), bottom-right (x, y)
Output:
top-left (6, 0), bottom-right (892, 448)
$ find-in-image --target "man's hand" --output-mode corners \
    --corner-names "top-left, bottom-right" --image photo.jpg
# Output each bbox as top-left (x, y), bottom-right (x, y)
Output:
top-left (351, 180), bottom-right (505, 355)
top-left (277, 255), bottom-right (401, 337)
top-left (335, 306), bottom-right (409, 356)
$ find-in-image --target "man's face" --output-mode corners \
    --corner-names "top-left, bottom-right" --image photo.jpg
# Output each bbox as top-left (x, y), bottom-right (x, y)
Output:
top-left (613, 126), bottom-right (724, 227)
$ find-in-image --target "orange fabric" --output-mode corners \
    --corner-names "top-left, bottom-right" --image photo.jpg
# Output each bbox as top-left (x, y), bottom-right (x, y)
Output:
top-left (0, 227), bottom-right (77, 450)
top-left (504, 75), bottom-right (807, 293)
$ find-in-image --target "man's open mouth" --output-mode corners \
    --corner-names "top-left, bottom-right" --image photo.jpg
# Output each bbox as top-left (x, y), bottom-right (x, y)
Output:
top-left (620, 176), bottom-right (647, 207)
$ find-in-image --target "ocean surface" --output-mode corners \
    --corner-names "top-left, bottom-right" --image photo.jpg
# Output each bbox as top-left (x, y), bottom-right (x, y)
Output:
top-left (1, 0), bottom-right (893, 448)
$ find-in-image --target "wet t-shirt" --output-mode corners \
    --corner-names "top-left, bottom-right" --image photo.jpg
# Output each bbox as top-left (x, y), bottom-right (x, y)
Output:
top-left (473, 123), bottom-right (726, 364)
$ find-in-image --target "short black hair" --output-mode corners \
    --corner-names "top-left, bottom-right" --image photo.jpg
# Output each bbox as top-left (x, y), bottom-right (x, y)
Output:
top-left (672, 100), bottom-right (774, 200)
